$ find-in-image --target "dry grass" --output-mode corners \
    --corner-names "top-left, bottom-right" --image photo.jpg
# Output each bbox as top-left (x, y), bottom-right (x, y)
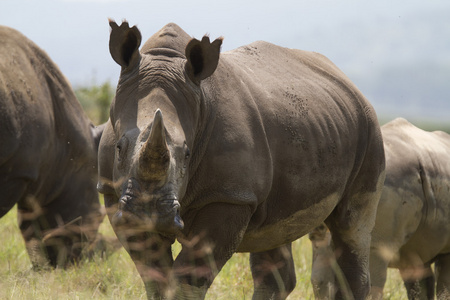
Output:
top-left (0, 207), bottom-right (407, 299)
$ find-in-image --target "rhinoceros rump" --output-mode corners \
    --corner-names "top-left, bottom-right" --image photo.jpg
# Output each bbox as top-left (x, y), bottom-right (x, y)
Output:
top-left (98, 21), bottom-right (385, 299)
top-left (0, 26), bottom-right (104, 268)
top-left (310, 118), bottom-right (450, 300)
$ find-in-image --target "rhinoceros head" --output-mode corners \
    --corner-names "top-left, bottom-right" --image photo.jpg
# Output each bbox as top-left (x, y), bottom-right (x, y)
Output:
top-left (113, 108), bottom-right (189, 235)
top-left (103, 20), bottom-right (222, 238)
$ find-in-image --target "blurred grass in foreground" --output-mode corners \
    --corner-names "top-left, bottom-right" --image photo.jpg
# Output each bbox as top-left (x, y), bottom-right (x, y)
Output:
top-left (0, 205), bottom-right (407, 299)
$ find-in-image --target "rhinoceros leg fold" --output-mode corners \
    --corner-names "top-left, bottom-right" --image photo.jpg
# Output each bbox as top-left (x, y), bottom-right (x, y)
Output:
top-left (250, 243), bottom-right (296, 300)
top-left (436, 253), bottom-right (450, 300)
top-left (173, 203), bottom-right (253, 298)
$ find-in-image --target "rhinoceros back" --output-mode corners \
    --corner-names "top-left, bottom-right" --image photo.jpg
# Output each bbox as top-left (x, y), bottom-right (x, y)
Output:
top-left (189, 40), bottom-right (384, 249)
top-left (0, 25), bottom-right (96, 208)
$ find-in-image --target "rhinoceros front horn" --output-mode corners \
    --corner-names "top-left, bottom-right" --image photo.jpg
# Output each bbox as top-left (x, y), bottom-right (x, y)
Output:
top-left (138, 109), bottom-right (170, 180)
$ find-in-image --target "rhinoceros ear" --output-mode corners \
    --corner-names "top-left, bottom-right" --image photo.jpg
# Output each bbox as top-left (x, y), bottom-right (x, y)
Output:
top-left (185, 36), bottom-right (222, 84)
top-left (109, 19), bottom-right (142, 70)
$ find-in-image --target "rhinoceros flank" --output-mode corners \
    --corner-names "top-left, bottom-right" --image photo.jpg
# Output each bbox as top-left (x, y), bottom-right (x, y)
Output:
top-left (309, 118), bottom-right (450, 300)
top-left (0, 26), bottom-right (104, 268)
top-left (98, 21), bottom-right (385, 300)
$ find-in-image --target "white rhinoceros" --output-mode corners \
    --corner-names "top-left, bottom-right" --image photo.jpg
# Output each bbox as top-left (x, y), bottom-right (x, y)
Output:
top-left (0, 25), bottom-right (104, 268)
top-left (98, 21), bottom-right (385, 300)
top-left (309, 118), bottom-right (450, 300)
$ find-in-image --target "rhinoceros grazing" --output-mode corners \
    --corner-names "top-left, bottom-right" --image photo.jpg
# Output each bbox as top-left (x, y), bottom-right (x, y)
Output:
top-left (309, 118), bottom-right (450, 300)
top-left (98, 20), bottom-right (385, 299)
top-left (0, 26), bottom-right (104, 267)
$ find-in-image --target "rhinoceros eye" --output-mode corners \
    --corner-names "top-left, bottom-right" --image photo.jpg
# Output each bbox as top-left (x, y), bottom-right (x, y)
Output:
top-left (116, 144), bottom-right (122, 160)
top-left (184, 142), bottom-right (190, 160)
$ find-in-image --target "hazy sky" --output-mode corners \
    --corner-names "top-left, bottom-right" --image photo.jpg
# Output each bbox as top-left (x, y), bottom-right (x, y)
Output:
top-left (1, 0), bottom-right (445, 84)
top-left (1, 0), bottom-right (450, 122)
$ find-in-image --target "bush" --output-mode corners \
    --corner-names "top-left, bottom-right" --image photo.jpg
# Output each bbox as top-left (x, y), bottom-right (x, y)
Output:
top-left (75, 82), bottom-right (114, 125)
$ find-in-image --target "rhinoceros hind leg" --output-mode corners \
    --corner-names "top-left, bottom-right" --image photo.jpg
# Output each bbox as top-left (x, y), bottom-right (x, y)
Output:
top-left (250, 243), bottom-right (296, 300)
top-left (325, 190), bottom-right (383, 300)
top-left (401, 264), bottom-right (435, 300)
top-left (435, 253), bottom-right (450, 300)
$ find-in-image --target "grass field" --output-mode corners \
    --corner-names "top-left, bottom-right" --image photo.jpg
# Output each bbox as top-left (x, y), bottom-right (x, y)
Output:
top-left (0, 206), bottom-right (408, 300)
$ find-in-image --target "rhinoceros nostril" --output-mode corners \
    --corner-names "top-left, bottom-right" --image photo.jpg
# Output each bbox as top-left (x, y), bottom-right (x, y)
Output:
top-left (118, 195), bottom-right (131, 211)
top-left (174, 212), bottom-right (184, 230)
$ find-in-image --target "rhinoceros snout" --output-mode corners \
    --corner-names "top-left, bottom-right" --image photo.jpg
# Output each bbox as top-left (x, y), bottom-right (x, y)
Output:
top-left (154, 198), bottom-right (184, 233)
top-left (173, 210), bottom-right (184, 231)
top-left (112, 193), bottom-right (140, 227)
top-left (112, 196), bottom-right (184, 236)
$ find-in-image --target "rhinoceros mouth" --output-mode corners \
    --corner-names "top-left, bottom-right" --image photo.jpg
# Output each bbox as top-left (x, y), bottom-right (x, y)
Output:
top-left (156, 194), bottom-right (180, 216)
top-left (113, 190), bottom-right (183, 236)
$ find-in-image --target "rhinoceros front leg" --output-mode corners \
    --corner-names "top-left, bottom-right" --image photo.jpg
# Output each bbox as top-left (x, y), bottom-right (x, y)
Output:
top-left (250, 243), bottom-right (296, 300)
top-left (136, 238), bottom-right (174, 300)
top-left (172, 203), bottom-right (253, 299)
top-left (105, 196), bottom-right (175, 299)
top-left (115, 228), bottom-right (175, 299)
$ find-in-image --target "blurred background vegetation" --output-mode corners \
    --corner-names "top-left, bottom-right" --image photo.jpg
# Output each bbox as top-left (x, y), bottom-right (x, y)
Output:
top-left (75, 81), bottom-right (114, 126)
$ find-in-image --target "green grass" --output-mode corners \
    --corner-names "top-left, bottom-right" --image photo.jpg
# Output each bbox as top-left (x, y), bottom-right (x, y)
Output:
top-left (0, 207), bottom-right (407, 299)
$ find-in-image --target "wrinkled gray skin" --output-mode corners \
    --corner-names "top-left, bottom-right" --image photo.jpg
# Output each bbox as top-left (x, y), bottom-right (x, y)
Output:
top-left (310, 118), bottom-right (450, 300)
top-left (0, 26), bottom-right (104, 268)
top-left (98, 21), bottom-right (385, 300)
